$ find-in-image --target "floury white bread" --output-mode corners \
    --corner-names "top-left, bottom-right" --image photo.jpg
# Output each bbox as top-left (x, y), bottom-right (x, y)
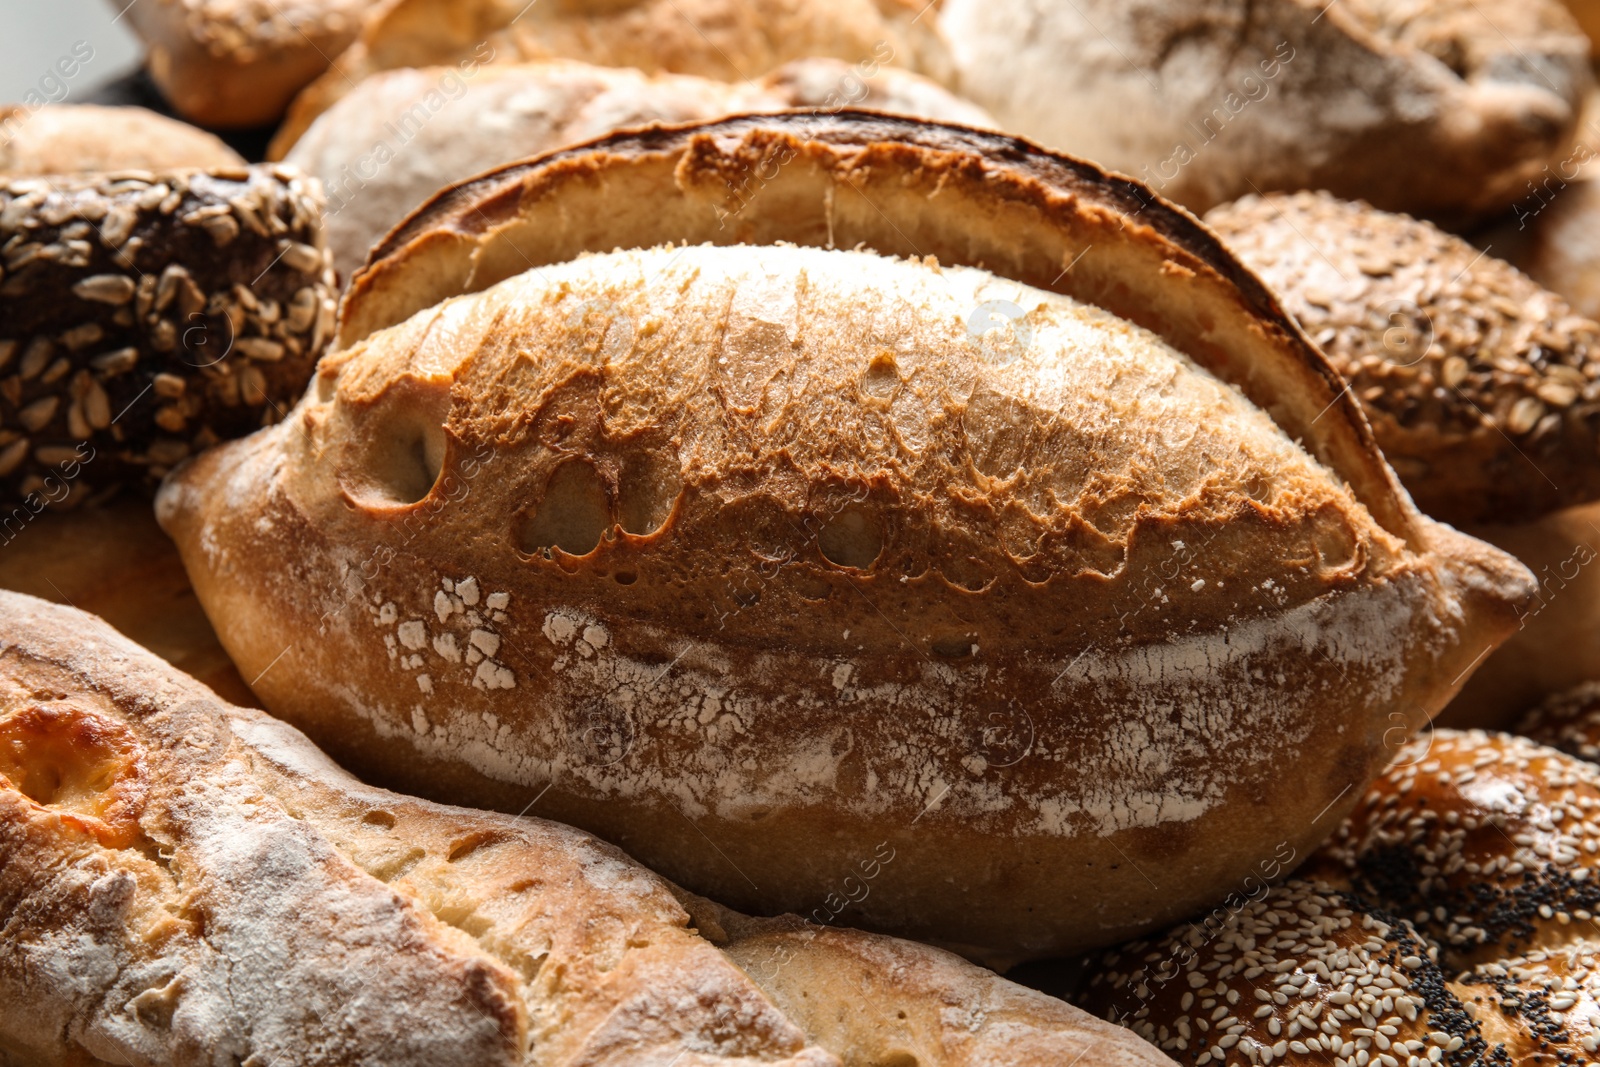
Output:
top-left (938, 0), bottom-right (1590, 222)
top-left (159, 115), bottom-right (1535, 962)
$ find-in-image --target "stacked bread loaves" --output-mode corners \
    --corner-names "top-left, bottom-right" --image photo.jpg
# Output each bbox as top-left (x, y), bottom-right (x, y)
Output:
top-left (159, 114), bottom-right (1534, 962)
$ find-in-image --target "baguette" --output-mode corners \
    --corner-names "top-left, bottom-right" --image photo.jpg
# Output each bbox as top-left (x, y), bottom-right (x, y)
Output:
top-left (159, 113), bottom-right (1534, 962)
top-left (0, 589), bottom-right (1174, 1067)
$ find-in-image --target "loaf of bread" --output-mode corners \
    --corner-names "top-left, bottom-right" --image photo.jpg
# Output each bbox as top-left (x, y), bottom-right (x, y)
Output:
top-left (275, 0), bottom-right (954, 149)
top-left (0, 166), bottom-right (337, 508)
top-left (1203, 190), bottom-right (1600, 726)
top-left (0, 104), bottom-right (243, 175)
top-left (115, 0), bottom-right (388, 128)
top-left (1206, 190), bottom-right (1600, 526)
top-left (0, 589), bottom-right (1175, 1067)
top-left (158, 114), bottom-right (1534, 962)
top-left (274, 58), bottom-right (992, 278)
top-left (939, 0), bottom-right (1591, 221)
top-left (1495, 177), bottom-right (1600, 322)
top-left (1079, 729), bottom-right (1600, 1066)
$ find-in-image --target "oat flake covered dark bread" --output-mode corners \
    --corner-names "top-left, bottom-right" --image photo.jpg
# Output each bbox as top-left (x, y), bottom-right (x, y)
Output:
top-left (0, 591), bottom-right (1175, 1067)
top-left (0, 165), bottom-right (337, 506)
top-left (159, 114), bottom-right (1535, 961)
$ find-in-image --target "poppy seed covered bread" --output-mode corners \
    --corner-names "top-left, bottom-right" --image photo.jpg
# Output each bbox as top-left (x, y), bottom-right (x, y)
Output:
top-left (939, 0), bottom-right (1591, 221)
top-left (159, 115), bottom-right (1535, 961)
top-left (0, 590), bottom-right (1178, 1067)
top-left (1206, 190), bottom-right (1600, 526)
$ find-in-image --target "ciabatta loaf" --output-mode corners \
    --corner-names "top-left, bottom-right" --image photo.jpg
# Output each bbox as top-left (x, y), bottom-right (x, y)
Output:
top-left (159, 114), bottom-right (1535, 962)
top-left (939, 0), bottom-right (1591, 221)
top-left (274, 58), bottom-right (991, 278)
top-left (0, 590), bottom-right (1175, 1067)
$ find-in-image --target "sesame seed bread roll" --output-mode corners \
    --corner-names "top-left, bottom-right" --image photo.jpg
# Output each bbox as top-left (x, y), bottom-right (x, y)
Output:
top-left (939, 0), bottom-right (1591, 222)
top-left (157, 114), bottom-right (1534, 962)
top-left (116, 0), bottom-right (389, 128)
top-left (0, 166), bottom-right (338, 509)
top-left (274, 0), bottom-right (955, 152)
top-left (0, 590), bottom-right (1172, 1067)
top-left (273, 58), bottom-right (991, 279)
top-left (1517, 681), bottom-right (1600, 761)
top-left (1080, 730), bottom-right (1600, 1067)
top-left (0, 105), bottom-right (244, 177)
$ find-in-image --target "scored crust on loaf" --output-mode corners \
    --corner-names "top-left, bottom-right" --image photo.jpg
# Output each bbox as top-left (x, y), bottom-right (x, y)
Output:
top-left (275, 0), bottom-right (953, 150)
top-left (274, 58), bottom-right (991, 279)
top-left (0, 105), bottom-right (244, 177)
top-left (160, 114), bottom-right (1535, 961)
top-left (0, 590), bottom-right (1173, 1067)
top-left (938, 0), bottom-right (1591, 221)
top-left (1206, 190), bottom-right (1600, 526)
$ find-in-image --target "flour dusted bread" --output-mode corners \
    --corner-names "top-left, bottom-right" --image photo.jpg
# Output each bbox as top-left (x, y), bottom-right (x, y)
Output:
top-left (159, 114), bottom-right (1534, 961)
top-left (939, 0), bottom-right (1591, 221)
top-left (0, 590), bottom-right (1172, 1067)
top-left (275, 58), bottom-right (991, 278)
top-left (0, 105), bottom-right (243, 176)
top-left (275, 0), bottom-right (953, 149)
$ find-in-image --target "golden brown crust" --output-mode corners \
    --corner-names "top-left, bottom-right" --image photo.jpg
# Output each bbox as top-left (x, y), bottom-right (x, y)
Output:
top-left (119, 0), bottom-right (392, 128)
top-left (0, 591), bottom-right (1173, 1067)
top-left (940, 0), bottom-right (1591, 222)
top-left (162, 114), bottom-right (1534, 961)
top-left (1079, 730), bottom-right (1600, 1067)
top-left (0, 106), bottom-right (243, 176)
top-left (275, 0), bottom-right (952, 151)
top-left (1208, 190), bottom-right (1600, 525)
top-left (275, 59), bottom-right (992, 278)
top-left (0, 166), bottom-right (337, 506)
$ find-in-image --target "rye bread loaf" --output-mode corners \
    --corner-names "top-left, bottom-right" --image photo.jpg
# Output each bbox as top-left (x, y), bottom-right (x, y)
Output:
top-left (275, 58), bottom-right (991, 279)
top-left (114, 0), bottom-right (391, 128)
top-left (0, 590), bottom-right (1174, 1067)
top-left (0, 165), bottom-right (337, 509)
top-left (273, 0), bottom-right (954, 150)
top-left (157, 114), bottom-right (1534, 962)
top-left (0, 105), bottom-right (243, 176)
top-left (939, 0), bottom-right (1591, 221)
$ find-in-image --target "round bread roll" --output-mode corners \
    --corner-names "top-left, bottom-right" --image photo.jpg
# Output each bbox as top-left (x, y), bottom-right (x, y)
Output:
top-left (1205, 190), bottom-right (1600, 728)
top-left (0, 166), bottom-right (337, 509)
top-left (0, 105), bottom-right (244, 176)
top-left (117, 0), bottom-right (383, 128)
top-left (0, 590), bottom-right (1173, 1067)
top-left (1205, 190), bottom-right (1600, 527)
top-left (275, 0), bottom-right (954, 150)
top-left (274, 58), bottom-right (991, 279)
top-left (939, 0), bottom-right (1591, 221)
top-left (1080, 730), bottom-right (1600, 1066)
top-left (157, 114), bottom-right (1534, 962)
